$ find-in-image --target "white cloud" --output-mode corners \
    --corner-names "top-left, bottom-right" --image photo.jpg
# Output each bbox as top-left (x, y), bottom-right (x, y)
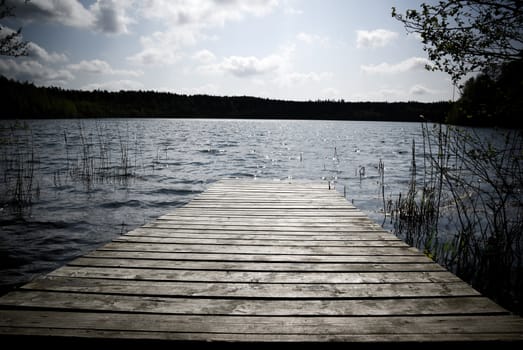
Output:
top-left (1, 25), bottom-right (68, 63)
top-left (361, 57), bottom-right (431, 74)
top-left (0, 58), bottom-right (74, 85)
top-left (27, 42), bottom-right (68, 63)
top-left (275, 71), bottom-right (332, 87)
top-left (12, 0), bottom-right (94, 28)
top-left (140, 0), bottom-right (279, 26)
top-left (179, 83), bottom-right (219, 95)
top-left (1, 23), bottom-right (69, 64)
top-left (128, 47), bottom-right (180, 66)
top-left (9, 0), bottom-right (131, 34)
top-left (409, 84), bottom-right (437, 95)
top-left (284, 7), bottom-right (303, 15)
top-left (351, 88), bottom-right (404, 102)
top-left (221, 55), bottom-right (282, 77)
top-left (296, 32), bottom-right (330, 47)
top-left (351, 85), bottom-right (441, 102)
top-left (193, 49), bottom-right (216, 63)
top-left (322, 87), bottom-right (341, 99)
top-left (82, 79), bottom-right (144, 91)
top-left (68, 59), bottom-right (143, 76)
top-left (203, 53), bottom-right (285, 77)
top-left (128, 29), bottom-right (199, 65)
top-left (0, 24), bottom-right (19, 39)
top-left (90, 0), bottom-right (133, 34)
top-left (129, 0), bottom-right (279, 65)
top-left (356, 29), bottom-right (398, 48)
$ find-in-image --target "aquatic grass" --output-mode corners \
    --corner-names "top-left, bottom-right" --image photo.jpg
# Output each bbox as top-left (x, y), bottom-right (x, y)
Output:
top-left (389, 122), bottom-right (523, 315)
top-left (0, 121), bottom-right (40, 216)
top-left (65, 121), bottom-right (145, 188)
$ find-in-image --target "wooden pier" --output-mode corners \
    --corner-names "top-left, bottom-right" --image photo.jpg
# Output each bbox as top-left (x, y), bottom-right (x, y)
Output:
top-left (1, 180), bottom-right (522, 344)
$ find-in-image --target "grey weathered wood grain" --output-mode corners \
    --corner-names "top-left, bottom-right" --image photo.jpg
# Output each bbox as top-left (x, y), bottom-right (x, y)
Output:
top-left (0, 291), bottom-right (505, 316)
top-left (1, 311), bottom-right (522, 336)
top-left (68, 257), bottom-right (445, 272)
top-left (20, 276), bottom-right (482, 298)
top-left (113, 236), bottom-right (409, 247)
top-left (0, 179), bottom-right (521, 343)
top-left (85, 250), bottom-right (433, 263)
top-left (99, 242), bottom-right (422, 255)
top-left (49, 266), bottom-right (462, 283)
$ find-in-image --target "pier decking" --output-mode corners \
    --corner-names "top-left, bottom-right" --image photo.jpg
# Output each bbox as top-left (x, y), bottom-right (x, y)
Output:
top-left (1, 180), bottom-right (522, 344)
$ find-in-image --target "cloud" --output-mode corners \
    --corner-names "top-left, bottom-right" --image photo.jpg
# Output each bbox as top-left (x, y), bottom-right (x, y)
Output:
top-left (275, 71), bottom-right (332, 87)
top-left (409, 84), bottom-right (438, 95)
top-left (216, 54), bottom-right (283, 77)
top-left (1, 24), bottom-right (68, 62)
top-left (179, 83), bottom-right (219, 95)
top-left (27, 42), bottom-right (68, 63)
top-left (284, 7), bottom-right (303, 15)
top-left (322, 87), bottom-right (341, 99)
top-left (128, 29), bottom-right (199, 65)
top-left (11, 0), bottom-right (93, 28)
top-left (351, 84), bottom-right (442, 102)
top-left (0, 58), bottom-right (74, 85)
top-left (140, 0), bottom-right (279, 26)
top-left (350, 88), bottom-right (404, 102)
top-left (356, 29), bottom-right (398, 48)
top-left (361, 57), bottom-right (431, 74)
top-left (8, 0), bottom-right (131, 34)
top-left (90, 0), bottom-right (133, 34)
top-left (82, 79), bottom-right (144, 91)
top-left (192, 49), bottom-right (216, 63)
top-left (129, 0), bottom-right (279, 65)
top-left (68, 59), bottom-right (143, 76)
top-left (296, 32), bottom-right (330, 46)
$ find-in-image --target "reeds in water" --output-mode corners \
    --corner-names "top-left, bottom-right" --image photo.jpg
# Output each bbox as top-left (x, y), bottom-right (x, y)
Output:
top-left (0, 121), bottom-right (40, 216)
top-left (65, 122), bottom-right (143, 188)
top-left (389, 123), bottom-right (523, 315)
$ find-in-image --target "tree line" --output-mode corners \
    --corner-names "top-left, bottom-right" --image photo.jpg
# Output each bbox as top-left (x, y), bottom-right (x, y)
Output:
top-left (1, 76), bottom-right (452, 122)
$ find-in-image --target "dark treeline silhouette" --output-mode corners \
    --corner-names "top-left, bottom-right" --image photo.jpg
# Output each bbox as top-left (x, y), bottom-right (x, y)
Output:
top-left (1, 76), bottom-right (451, 121)
top-left (446, 54), bottom-right (523, 128)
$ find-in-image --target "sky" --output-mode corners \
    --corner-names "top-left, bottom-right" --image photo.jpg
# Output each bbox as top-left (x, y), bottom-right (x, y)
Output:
top-left (0, 0), bottom-right (455, 102)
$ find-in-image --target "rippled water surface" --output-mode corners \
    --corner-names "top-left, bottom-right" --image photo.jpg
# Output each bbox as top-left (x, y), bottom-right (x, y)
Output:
top-left (0, 118), bottom-right (424, 291)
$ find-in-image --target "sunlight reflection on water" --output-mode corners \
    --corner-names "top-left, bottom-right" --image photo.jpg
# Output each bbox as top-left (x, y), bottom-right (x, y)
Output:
top-left (0, 118), bottom-right (423, 291)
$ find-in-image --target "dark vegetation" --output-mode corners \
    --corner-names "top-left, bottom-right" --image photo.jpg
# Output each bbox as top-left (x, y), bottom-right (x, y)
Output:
top-left (387, 124), bottom-right (523, 315)
top-left (447, 55), bottom-right (523, 127)
top-left (392, 0), bottom-right (523, 315)
top-left (0, 76), bottom-right (452, 122)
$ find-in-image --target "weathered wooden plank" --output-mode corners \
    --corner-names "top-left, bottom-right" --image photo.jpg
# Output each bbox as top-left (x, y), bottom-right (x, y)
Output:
top-left (1, 179), bottom-right (521, 343)
top-left (99, 242), bottom-right (422, 255)
top-left (137, 225), bottom-right (385, 233)
top-left (158, 215), bottom-right (369, 222)
top-left (143, 223), bottom-right (384, 232)
top-left (183, 205), bottom-right (357, 210)
top-left (165, 212), bottom-right (373, 219)
top-left (113, 236), bottom-right (409, 247)
top-left (49, 266), bottom-right (461, 283)
top-left (69, 257), bottom-right (445, 272)
top-left (2, 326), bottom-right (522, 343)
top-left (20, 276), bottom-right (482, 298)
top-left (1, 311), bottom-right (522, 337)
top-left (155, 219), bottom-right (373, 226)
top-left (85, 250), bottom-right (433, 263)
top-left (0, 291), bottom-right (505, 316)
top-left (125, 228), bottom-right (401, 240)
top-left (189, 199), bottom-right (355, 205)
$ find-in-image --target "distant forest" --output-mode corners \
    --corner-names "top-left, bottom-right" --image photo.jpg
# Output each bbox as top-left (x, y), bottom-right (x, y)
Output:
top-left (1, 76), bottom-right (452, 122)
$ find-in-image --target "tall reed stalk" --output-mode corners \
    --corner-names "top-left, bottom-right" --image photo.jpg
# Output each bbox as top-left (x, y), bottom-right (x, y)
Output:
top-left (66, 121), bottom-right (141, 188)
top-left (391, 123), bottom-right (523, 314)
top-left (0, 122), bottom-right (40, 215)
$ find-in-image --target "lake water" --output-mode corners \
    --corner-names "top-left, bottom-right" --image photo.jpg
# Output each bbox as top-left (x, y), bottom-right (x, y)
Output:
top-left (0, 119), bottom-right (423, 292)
